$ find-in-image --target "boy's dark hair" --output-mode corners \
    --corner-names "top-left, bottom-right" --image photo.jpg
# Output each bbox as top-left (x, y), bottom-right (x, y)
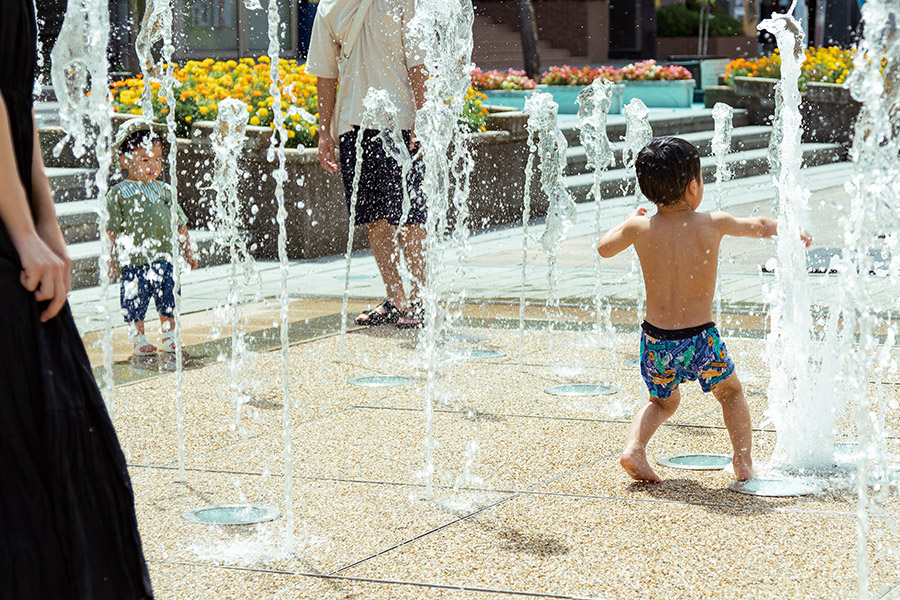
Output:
top-left (635, 137), bottom-right (702, 206)
top-left (119, 129), bottom-right (160, 155)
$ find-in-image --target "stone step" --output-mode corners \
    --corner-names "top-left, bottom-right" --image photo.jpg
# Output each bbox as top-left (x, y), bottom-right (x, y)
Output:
top-left (34, 101), bottom-right (62, 128)
top-left (472, 14), bottom-right (587, 71)
top-left (564, 143), bottom-right (847, 203)
top-left (564, 125), bottom-right (773, 177)
top-left (559, 108), bottom-right (752, 148)
top-left (56, 199), bottom-right (102, 245)
top-left (47, 167), bottom-right (96, 203)
top-left (68, 229), bottom-right (238, 291)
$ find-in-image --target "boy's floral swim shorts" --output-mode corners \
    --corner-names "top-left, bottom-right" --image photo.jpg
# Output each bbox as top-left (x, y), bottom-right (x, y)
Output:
top-left (639, 321), bottom-right (735, 399)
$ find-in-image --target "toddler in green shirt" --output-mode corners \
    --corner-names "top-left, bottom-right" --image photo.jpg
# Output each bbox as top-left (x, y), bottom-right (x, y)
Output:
top-left (107, 121), bottom-right (198, 355)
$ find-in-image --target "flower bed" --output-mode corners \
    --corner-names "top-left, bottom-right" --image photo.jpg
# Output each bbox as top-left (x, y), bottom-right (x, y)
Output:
top-left (471, 68), bottom-right (540, 112)
top-left (726, 75), bottom-right (860, 146)
top-left (619, 60), bottom-right (694, 108)
top-left (111, 57), bottom-right (489, 146)
top-left (536, 65), bottom-right (623, 114)
top-left (724, 46), bottom-right (856, 90)
top-left (532, 61), bottom-right (694, 111)
top-left (471, 68), bottom-right (537, 91)
top-left (619, 60), bottom-right (692, 82)
top-left (540, 65), bottom-right (622, 86)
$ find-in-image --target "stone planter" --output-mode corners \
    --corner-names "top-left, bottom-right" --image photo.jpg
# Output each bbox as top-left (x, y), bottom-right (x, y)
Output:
top-left (621, 79), bottom-right (695, 107)
top-left (805, 81), bottom-right (856, 104)
top-left (42, 109), bottom-right (543, 261)
top-left (176, 111), bottom-right (540, 260)
top-left (539, 83), bottom-right (625, 114)
top-left (728, 76), bottom-right (860, 145)
top-left (481, 89), bottom-right (539, 111)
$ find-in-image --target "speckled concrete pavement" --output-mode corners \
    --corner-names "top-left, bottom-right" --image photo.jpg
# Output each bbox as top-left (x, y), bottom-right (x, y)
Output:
top-left (60, 155), bottom-right (900, 598)
top-left (107, 310), bottom-right (900, 600)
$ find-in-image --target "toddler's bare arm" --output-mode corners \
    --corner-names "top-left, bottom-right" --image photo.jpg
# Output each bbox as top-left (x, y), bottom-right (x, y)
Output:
top-left (178, 225), bottom-right (199, 270)
top-left (597, 207), bottom-right (647, 258)
top-left (714, 213), bottom-right (811, 246)
top-left (714, 213), bottom-right (777, 239)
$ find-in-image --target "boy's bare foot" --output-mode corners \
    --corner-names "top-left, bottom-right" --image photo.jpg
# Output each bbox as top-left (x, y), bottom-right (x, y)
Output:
top-left (732, 455), bottom-right (754, 481)
top-left (620, 446), bottom-right (662, 483)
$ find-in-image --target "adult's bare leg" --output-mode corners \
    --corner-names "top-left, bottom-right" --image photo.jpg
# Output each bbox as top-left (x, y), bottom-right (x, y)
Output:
top-left (367, 219), bottom-right (407, 310)
top-left (399, 223), bottom-right (426, 303)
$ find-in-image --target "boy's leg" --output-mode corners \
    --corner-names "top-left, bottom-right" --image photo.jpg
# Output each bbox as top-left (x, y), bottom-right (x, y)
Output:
top-left (711, 373), bottom-right (754, 481)
top-left (121, 265), bottom-right (155, 353)
top-left (160, 316), bottom-right (175, 333)
top-left (620, 387), bottom-right (681, 482)
top-left (151, 261), bottom-right (178, 351)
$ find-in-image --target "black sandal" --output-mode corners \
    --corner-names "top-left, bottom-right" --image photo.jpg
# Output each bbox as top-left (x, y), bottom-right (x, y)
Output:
top-left (396, 301), bottom-right (424, 329)
top-left (355, 299), bottom-right (401, 326)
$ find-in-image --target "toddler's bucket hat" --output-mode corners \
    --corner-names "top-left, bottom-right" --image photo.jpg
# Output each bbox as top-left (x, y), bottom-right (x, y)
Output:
top-left (112, 118), bottom-right (168, 151)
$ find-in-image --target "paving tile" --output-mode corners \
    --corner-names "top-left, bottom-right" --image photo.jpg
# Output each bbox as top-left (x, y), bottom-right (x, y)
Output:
top-left (340, 493), bottom-right (900, 600)
top-left (130, 468), bottom-right (507, 577)
top-left (147, 561), bottom-right (296, 600)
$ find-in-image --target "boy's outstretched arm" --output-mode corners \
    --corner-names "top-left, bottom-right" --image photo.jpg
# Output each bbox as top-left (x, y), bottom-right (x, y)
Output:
top-left (714, 213), bottom-right (812, 247)
top-left (597, 207), bottom-right (647, 258)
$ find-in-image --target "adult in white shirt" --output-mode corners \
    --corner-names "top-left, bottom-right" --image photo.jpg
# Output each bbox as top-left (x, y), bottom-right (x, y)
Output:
top-left (306, 0), bottom-right (428, 328)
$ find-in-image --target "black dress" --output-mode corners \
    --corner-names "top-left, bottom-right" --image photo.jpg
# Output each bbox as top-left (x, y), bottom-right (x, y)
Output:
top-left (0, 2), bottom-right (153, 598)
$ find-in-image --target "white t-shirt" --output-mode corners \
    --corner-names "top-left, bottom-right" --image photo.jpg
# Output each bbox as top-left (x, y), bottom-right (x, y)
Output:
top-left (305, 0), bottom-right (424, 136)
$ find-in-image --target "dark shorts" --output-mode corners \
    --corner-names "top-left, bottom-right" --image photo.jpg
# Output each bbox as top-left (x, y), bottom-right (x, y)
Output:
top-left (639, 321), bottom-right (735, 399)
top-left (120, 260), bottom-right (177, 323)
top-left (339, 127), bottom-right (426, 227)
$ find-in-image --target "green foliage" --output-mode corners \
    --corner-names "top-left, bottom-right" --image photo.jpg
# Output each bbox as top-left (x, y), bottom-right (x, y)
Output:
top-left (657, 1), bottom-right (744, 37)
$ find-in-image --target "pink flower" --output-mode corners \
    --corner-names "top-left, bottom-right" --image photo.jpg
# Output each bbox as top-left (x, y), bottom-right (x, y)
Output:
top-left (539, 65), bottom-right (621, 86)
top-left (471, 68), bottom-right (537, 91)
top-left (619, 60), bottom-right (693, 81)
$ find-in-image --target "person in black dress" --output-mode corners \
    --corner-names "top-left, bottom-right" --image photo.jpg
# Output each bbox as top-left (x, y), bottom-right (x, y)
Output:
top-left (0, 1), bottom-right (153, 598)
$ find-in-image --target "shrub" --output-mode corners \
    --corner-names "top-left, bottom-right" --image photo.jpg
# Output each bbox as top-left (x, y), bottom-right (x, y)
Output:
top-left (657, 2), bottom-right (744, 37)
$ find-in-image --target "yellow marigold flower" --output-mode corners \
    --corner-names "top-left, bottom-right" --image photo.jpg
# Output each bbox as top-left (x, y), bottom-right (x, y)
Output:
top-left (250, 115), bottom-right (260, 126)
top-left (258, 107), bottom-right (269, 118)
top-left (130, 107), bottom-right (142, 115)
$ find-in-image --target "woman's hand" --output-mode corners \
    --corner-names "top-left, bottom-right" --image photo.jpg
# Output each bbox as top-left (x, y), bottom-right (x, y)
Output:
top-left (36, 217), bottom-right (72, 294)
top-left (11, 229), bottom-right (69, 322)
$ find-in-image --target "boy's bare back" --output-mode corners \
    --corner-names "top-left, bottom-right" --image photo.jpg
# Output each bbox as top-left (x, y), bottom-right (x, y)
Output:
top-left (627, 209), bottom-right (776, 329)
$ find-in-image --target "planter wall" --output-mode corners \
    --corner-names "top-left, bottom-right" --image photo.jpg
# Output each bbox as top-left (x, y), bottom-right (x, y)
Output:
top-left (537, 83), bottom-right (624, 114)
top-left (657, 36), bottom-right (757, 60)
top-left (481, 89), bottom-right (539, 111)
top-left (475, 1), bottom-right (609, 63)
top-left (40, 109), bottom-right (546, 261)
top-left (725, 76), bottom-right (861, 146)
top-left (622, 79), bottom-right (695, 107)
top-left (40, 110), bottom-right (543, 261)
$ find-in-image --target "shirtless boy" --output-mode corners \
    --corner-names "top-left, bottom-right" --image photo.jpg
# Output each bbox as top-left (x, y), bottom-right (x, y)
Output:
top-left (597, 137), bottom-right (810, 482)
